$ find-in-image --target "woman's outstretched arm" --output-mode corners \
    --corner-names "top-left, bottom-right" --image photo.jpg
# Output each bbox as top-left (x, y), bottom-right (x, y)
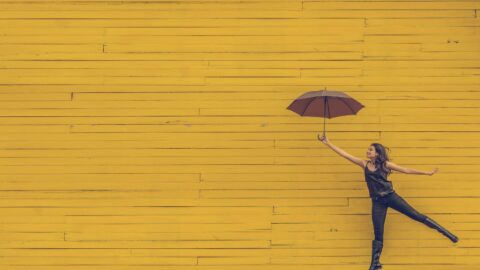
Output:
top-left (387, 161), bottom-right (438, 176)
top-left (317, 134), bottom-right (365, 168)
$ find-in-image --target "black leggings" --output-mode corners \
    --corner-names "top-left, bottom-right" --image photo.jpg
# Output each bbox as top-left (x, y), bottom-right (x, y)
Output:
top-left (371, 192), bottom-right (428, 242)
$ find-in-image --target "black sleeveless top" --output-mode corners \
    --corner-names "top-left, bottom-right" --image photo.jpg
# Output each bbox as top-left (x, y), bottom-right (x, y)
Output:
top-left (364, 160), bottom-right (395, 199)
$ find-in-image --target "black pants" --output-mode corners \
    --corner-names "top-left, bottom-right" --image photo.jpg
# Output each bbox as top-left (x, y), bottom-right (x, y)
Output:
top-left (371, 191), bottom-right (428, 242)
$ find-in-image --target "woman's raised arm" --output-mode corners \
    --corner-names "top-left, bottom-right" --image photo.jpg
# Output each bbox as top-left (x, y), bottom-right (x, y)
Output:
top-left (318, 134), bottom-right (365, 168)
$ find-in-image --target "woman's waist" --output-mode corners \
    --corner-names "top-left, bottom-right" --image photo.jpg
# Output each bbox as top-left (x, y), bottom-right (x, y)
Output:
top-left (371, 190), bottom-right (395, 200)
top-left (365, 177), bottom-right (392, 183)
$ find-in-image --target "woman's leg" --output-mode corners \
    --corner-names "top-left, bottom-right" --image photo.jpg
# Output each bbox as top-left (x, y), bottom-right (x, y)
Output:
top-left (386, 192), bottom-right (458, 243)
top-left (370, 198), bottom-right (387, 269)
top-left (385, 192), bottom-right (427, 223)
top-left (372, 198), bottom-right (388, 242)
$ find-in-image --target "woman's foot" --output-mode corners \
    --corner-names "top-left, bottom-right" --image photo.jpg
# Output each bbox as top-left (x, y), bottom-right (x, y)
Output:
top-left (369, 239), bottom-right (383, 270)
top-left (424, 217), bottom-right (459, 243)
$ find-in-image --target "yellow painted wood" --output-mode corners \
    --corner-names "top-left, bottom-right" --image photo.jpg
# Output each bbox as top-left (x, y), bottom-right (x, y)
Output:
top-left (0, 0), bottom-right (479, 269)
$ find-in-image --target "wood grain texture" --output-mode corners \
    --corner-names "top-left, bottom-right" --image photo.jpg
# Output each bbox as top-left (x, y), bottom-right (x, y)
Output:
top-left (0, 0), bottom-right (479, 269)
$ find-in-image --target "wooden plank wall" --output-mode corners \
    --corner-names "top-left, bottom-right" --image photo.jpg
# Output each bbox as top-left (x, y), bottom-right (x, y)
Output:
top-left (0, 0), bottom-right (479, 269)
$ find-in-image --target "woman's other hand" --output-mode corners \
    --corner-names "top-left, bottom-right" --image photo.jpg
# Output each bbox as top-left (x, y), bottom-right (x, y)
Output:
top-left (428, 167), bottom-right (439, 176)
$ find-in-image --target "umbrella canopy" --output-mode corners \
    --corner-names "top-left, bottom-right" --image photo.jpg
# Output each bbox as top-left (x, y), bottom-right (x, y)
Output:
top-left (286, 89), bottom-right (364, 136)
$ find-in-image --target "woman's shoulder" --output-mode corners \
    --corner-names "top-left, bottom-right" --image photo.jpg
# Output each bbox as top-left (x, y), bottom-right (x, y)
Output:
top-left (362, 160), bottom-right (369, 167)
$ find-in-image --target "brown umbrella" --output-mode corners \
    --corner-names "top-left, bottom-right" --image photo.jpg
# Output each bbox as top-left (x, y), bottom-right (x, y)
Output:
top-left (286, 89), bottom-right (365, 136)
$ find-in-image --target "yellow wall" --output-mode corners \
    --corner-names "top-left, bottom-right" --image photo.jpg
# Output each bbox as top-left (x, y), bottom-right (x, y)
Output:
top-left (0, 0), bottom-right (479, 269)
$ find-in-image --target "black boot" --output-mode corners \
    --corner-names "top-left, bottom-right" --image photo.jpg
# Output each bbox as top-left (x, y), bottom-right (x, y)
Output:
top-left (369, 239), bottom-right (383, 270)
top-left (424, 217), bottom-right (459, 243)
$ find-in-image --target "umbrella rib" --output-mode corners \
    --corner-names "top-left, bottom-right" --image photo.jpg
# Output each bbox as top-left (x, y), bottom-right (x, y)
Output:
top-left (338, 97), bottom-right (356, 115)
top-left (301, 97), bottom-right (316, 116)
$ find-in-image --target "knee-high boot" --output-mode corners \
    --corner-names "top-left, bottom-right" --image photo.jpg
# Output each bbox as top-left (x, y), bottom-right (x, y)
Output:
top-left (424, 217), bottom-right (459, 243)
top-left (369, 239), bottom-right (383, 270)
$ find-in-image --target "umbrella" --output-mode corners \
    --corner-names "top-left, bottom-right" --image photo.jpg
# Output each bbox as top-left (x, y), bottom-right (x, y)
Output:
top-left (286, 89), bottom-right (365, 136)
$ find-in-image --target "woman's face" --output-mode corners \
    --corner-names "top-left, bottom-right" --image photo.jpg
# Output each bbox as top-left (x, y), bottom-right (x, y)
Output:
top-left (367, 145), bottom-right (378, 159)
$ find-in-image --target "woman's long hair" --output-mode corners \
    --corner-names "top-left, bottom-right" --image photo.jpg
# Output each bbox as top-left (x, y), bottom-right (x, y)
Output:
top-left (371, 143), bottom-right (392, 176)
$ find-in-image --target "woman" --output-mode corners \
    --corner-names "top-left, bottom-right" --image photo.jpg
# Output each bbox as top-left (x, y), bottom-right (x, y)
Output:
top-left (317, 134), bottom-right (459, 270)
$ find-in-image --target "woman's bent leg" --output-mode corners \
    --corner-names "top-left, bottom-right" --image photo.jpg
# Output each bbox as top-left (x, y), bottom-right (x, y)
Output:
top-left (386, 192), bottom-right (458, 243)
top-left (385, 192), bottom-right (427, 223)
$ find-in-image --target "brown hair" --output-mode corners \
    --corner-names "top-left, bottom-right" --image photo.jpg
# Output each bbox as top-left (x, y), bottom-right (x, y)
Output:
top-left (370, 143), bottom-right (393, 176)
